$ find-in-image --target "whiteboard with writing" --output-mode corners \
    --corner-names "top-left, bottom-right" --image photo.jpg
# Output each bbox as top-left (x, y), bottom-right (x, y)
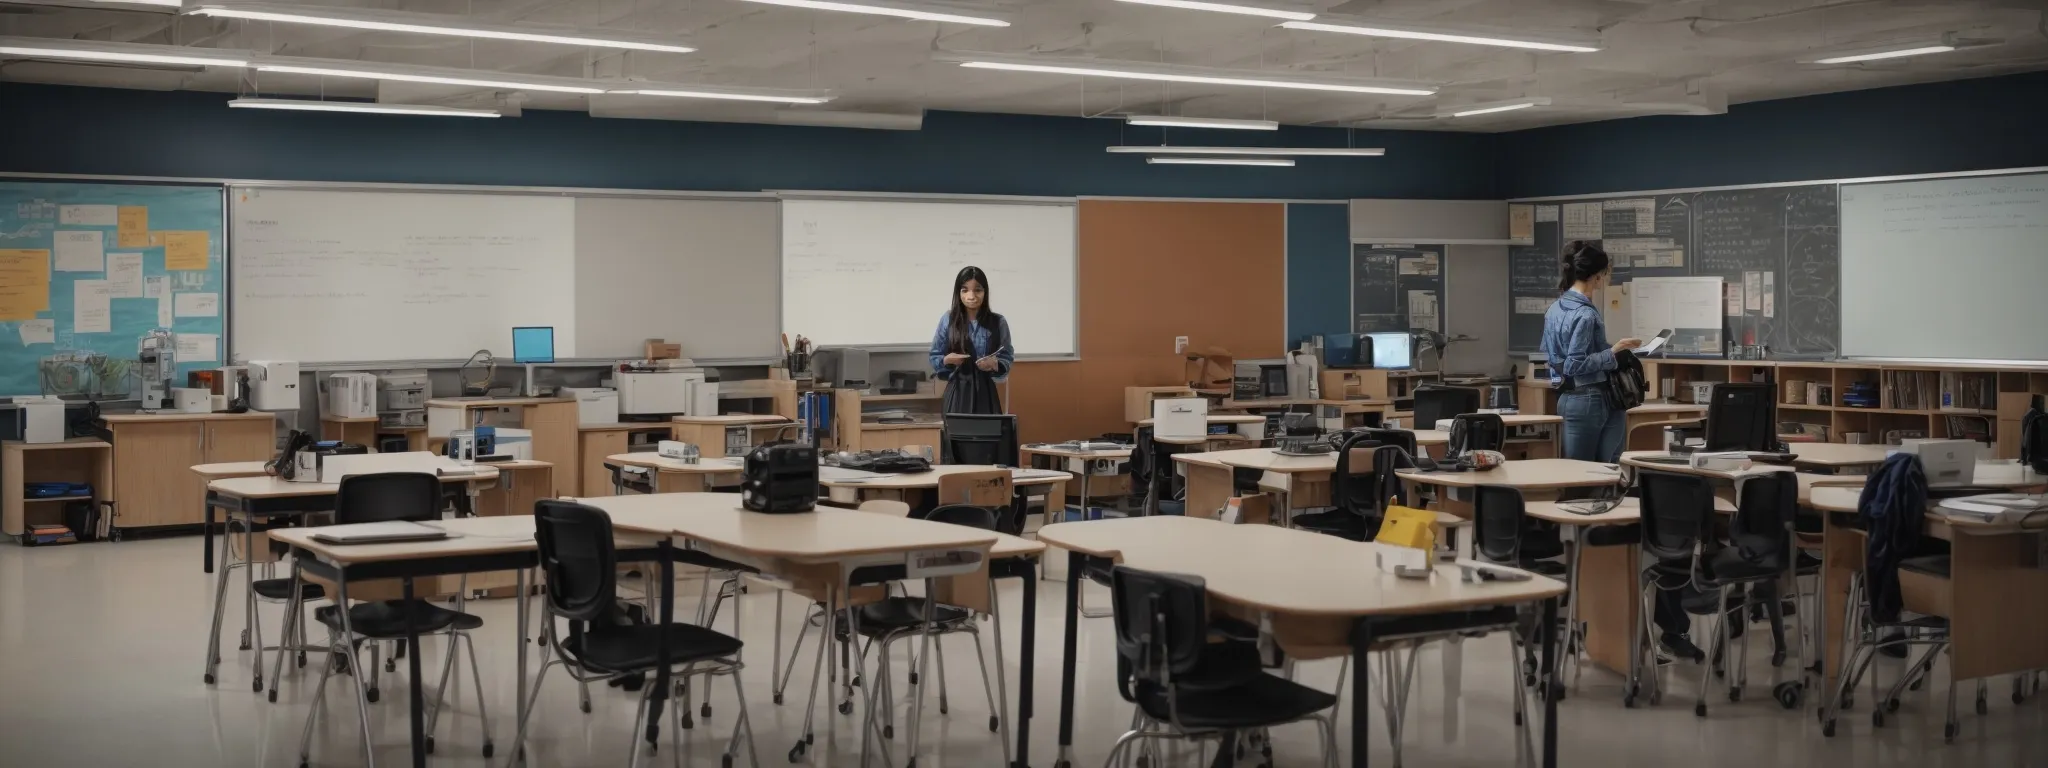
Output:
top-left (1841, 172), bottom-right (2048, 361)
top-left (230, 188), bottom-right (575, 362)
top-left (780, 198), bottom-right (1076, 356)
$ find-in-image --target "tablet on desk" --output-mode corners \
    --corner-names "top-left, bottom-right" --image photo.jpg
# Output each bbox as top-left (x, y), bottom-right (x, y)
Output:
top-left (310, 521), bottom-right (451, 545)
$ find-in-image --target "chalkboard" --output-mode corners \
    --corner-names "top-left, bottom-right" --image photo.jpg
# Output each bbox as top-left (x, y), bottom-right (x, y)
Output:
top-left (1506, 185), bottom-right (1839, 359)
top-left (1352, 244), bottom-right (1445, 336)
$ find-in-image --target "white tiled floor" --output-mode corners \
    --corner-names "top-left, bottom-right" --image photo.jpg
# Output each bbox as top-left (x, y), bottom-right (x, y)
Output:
top-left (2, 537), bottom-right (2046, 767)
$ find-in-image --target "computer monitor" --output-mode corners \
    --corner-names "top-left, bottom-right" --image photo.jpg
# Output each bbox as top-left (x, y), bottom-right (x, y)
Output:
top-left (512, 327), bottom-right (556, 364)
top-left (1367, 332), bottom-right (1412, 370)
top-left (942, 413), bottom-right (1019, 467)
top-left (1413, 385), bottom-right (1482, 431)
top-left (1703, 383), bottom-right (1777, 452)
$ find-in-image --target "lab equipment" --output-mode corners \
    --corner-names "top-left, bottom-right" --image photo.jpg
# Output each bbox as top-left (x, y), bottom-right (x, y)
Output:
top-left (512, 326), bottom-right (554, 397)
top-left (657, 440), bottom-right (701, 464)
top-left (245, 360), bottom-right (300, 411)
top-left (1, 397), bottom-right (66, 443)
top-left (138, 329), bottom-right (176, 410)
top-left (321, 373), bottom-right (379, 419)
top-left (173, 387), bottom-right (212, 414)
top-left (742, 442), bottom-right (818, 513)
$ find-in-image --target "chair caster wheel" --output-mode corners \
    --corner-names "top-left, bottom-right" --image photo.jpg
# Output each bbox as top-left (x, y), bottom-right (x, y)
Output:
top-left (806, 733), bottom-right (814, 745)
top-left (1945, 723), bottom-right (1958, 743)
top-left (1649, 689), bottom-right (1663, 706)
top-left (1623, 694), bottom-right (1636, 709)
top-left (940, 702), bottom-right (949, 715)
top-left (682, 714), bottom-right (694, 729)
top-left (1729, 688), bottom-right (1743, 703)
top-left (2015, 689), bottom-right (2028, 705)
top-left (366, 688), bottom-right (380, 703)
top-left (1841, 695), bottom-right (1853, 711)
top-left (1055, 761), bottom-right (1073, 768)
top-left (702, 703), bottom-right (713, 719)
top-left (240, 630), bottom-right (251, 651)
top-left (1694, 702), bottom-right (1707, 717)
top-left (1887, 697), bottom-right (1900, 713)
top-left (1773, 682), bottom-right (1802, 710)
top-left (268, 690), bottom-right (278, 703)
top-left (883, 725), bottom-right (894, 739)
top-left (425, 736), bottom-right (435, 754)
top-left (788, 741), bottom-right (808, 763)
top-left (483, 742), bottom-right (495, 758)
top-left (1514, 712), bottom-right (1524, 726)
top-left (851, 675), bottom-right (863, 688)
top-left (989, 715), bottom-right (1000, 732)
top-left (580, 701), bottom-right (592, 714)
top-left (299, 761), bottom-right (309, 768)
top-left (386, 658), bottom-right (396, 673)
top-left (1872, 710), bottom-right (1885, 728)
top-left (838, 701), bottom-right (853, 715)
top-left (204, 673), bottom-right (216, 685)
top-left (723, 755), bottom-right (734, 768)
top-left (773, 694), bottom-right (784, 705)
top-left (253, 676), bottom-right (264, 693)
top-left (1821, 719), bottom-right (1836, 738)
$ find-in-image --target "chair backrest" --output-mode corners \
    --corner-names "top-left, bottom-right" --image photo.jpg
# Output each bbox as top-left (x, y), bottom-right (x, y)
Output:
top-left (1329, 430), bottom-right (1384, 515)
top-left (1728, 471), bottom-right (1796, 566)
top-left (1471, 485), bottom-right (1527, 565)
top-left (915, 503), bottom-right (999, 530)
top-left (942, 413), bottom-right (1019, 466)
top-left (856, 499), bottom-right (911, 517)
top-left (1637, 470), bottom-right (1715, 562)
top-left (1109, 565), bottom-right (1209, 696)
top-left (1358, 427), bottom-right (1418, 456)
top-left (1413, 385), bottom-right (1481, 430)
top-left (1704, 382), bottom-right (1776, 453)
top-left (1450, 413), bottom-right (1505, 455)
top-left (335, 472), bottom-right (443, 524)
top-left (533, 499), bottom-right (618, 623)
top-left (936, 468), bottom-right (1012, 507)
top-left (1370, 444), bottom-right (1417, 515)
top-left (1130, 427), bottom-right (1157, 487)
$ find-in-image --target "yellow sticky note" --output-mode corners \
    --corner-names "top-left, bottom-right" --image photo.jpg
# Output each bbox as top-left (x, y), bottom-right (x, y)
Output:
top-left (0, 249), bottom-right (51, 319)
top-left (118, 206), bottom-right (150, 247)
top-left (162, 231), bottom-right (211, 270)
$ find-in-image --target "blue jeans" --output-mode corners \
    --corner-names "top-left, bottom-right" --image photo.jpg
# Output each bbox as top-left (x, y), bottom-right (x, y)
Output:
top-left (1558, 389), bottom-right (1626, 463)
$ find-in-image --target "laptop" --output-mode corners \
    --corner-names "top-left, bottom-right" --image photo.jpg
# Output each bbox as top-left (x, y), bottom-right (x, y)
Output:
top-left (1898, 439), bottom-right (1977, 488)
top-left (310, 521), bottom-right (451, 545)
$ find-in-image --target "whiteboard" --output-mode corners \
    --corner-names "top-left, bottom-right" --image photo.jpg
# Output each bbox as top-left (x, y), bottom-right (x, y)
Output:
top-left (1841, 172), bottom-right (2048, 361)
top-left (780, 198), bottom-right (1076, 355)
top-left (574, 196), bottom-right (779, 360)
top-left (1627, 277), bottom-right (1724, 356)
top-left (231, 188), bottom-right (576, 363)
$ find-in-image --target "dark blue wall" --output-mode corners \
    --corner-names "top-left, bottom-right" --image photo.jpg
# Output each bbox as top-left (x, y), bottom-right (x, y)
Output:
top-left (1497, 71), bottom-right (2048, 199)
top-left (0, 82), bottom-right (1500, 200)
top-left (1284, 203), bottom-right (1351, 347)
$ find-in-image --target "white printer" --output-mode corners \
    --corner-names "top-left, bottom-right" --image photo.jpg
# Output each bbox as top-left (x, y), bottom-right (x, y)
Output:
top-left (246, 360), bottom-right (299, 411)
top-left (612, 368), bottom-right (717, 416)
top-left (561, 387), bottom-right (620, 424)
top-left (321, 373), bottom-right (379, 419)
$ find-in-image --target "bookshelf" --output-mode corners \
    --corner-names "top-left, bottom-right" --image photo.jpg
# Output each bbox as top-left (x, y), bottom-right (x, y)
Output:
top-left (1642, 359), bottom-right (2048, 458)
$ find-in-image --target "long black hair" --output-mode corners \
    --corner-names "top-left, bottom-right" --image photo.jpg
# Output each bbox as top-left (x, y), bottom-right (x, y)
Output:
top-left (947, 266), bottom-right (1003, 355)
top-left (1557, 240), bottom-right (1611, 292)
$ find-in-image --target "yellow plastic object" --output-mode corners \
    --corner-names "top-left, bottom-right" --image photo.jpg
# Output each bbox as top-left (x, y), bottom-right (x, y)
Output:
top-left (1374, 499), bottom-right (1437, 553)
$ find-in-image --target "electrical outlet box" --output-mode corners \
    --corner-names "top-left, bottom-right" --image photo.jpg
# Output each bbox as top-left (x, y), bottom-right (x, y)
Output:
top-left (1174, 336), bottom-right (1188, 354)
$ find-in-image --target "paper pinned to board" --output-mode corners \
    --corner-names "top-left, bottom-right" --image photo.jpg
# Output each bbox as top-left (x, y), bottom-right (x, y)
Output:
top-left (60, 205), bottom-right (118, 227)
top-left (1407, 290), bottom-right (1439, 330)
top-left (144, 275), bottom-right (168, 299)
top-left (73, 279), bottom-right (111, 333)
top-left (157, 295), bottom-right (172, 327)
top-left (54, 230), bottom-right (104, 272)
top-left (1744, 272), bottom-right (1762, 311)
top-left (176, 332), bottom-right (220, 363)
top-left (1762, 272), bottom-right (1776, 317)
top-left (1514, 296), bottom-right (1554, 315)
top-left (0, 249), bottom-right (51, 319)
top-left (160, 231), bottom-right (210, 270)
top-left (1399, 252), bottom-right (1440, 276)
top-left (1535, 205), bottom-right (1559, 223)
top-left (1602, 198), bottom-right (1656, 234)
top-left (107, 252), bottom-right (145, 298)
top-left (19, 318), bottom-right (54, 345)
top-left (173, 291), bottom-right (220, 317)
top-left (1509, 205), bottom-right (1534, 243)
top-left (1562, 203), bottom-right (1601, 241)
top-left (1725, 283), bottom-right (1743, 317)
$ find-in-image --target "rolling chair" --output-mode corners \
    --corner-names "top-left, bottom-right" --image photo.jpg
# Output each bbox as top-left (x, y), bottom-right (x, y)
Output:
top-left (510, 500), bottom-right (757, 767)
top-left (1103, 566), bottom-right (1337, 768)
top-left (1449, 413), bottom-right (1506, 456)
top-left (292, 472), bottom-right (493, 766)
top-left (1130, 427), bottom-right (1185, 517)
top-left (1412, 384), bottom-right (1482, 431)
top-left (942, 413), bottom-right (1019, 466)
top-left (1293, 436), bottom-right (1412, 541)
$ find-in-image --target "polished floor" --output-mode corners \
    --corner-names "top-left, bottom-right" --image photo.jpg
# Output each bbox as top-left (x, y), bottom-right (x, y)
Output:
top-left (2, 537), bottom-right (2045, 767)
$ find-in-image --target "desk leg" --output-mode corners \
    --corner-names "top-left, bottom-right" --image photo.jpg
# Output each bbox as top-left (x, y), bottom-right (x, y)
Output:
top-left (1015, 564), bottom-right (1037, 768)
top-left (1541, 597), bottom-right (1560, 768)
top-left (203, 502), bottom-right (216, 573)
top-left (650, 539), bottom-right (676, 752)
top-left (404, 576), bottom-right (427, 768)
top-left (1349, 620), bottom-right (1374, 767)
top-left (1054, 550), bottom-right (1081, 768)
top-left (515, 566), bottom-right (531, 748)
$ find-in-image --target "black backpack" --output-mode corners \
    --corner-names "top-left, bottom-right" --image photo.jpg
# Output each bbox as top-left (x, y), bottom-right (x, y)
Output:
top-left (2022, 395), bottom-right (2048, 475)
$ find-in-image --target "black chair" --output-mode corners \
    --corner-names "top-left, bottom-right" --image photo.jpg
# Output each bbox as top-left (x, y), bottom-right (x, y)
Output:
top-left (1130, 427), bottom-right (1186, 517)
top-left (1103, 566), bottom-right (1337, 766)
top-left (1412, 384), bottom-right (1482, 431)
top-left (942, 413), bottom-right (1019, 466)
top-left (511, 500), bottom-right (756, 766)
top-left (1472, 486), bottom-right (1567, 577)
top-left (1450, 412), bottom-right (1506, 456)
top-left (293, 472), bottom-right (492, 766)
top-left (1694, 472), bottom-right (1809, 715)
top-left (1295, 436), bottom-right (1409, 541)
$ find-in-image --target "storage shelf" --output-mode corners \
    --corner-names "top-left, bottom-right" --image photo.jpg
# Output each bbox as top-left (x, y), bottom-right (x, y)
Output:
top-left (862, 392), bottom-right (942, 402)
top-left (23, 495), bottom-right (90, 503)
top-left (1836, 407), bottom-right (1934, 416)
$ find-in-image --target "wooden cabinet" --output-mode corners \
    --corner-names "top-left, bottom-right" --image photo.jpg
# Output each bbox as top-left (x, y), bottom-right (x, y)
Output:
top-left (426, 398), bottom-right (578, 497)
top-left (3, 439), bottom-right (112, 537)
top-left (524, 402), bottom-right (577, 497)
top-left (579, 430), bottom-right (630, 498)
top-left (104, 413), bottom-right (275, 531)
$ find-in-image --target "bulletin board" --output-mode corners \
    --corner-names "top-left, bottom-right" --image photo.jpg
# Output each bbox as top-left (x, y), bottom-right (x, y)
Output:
top-left (1351, 243), bottom-right (1446, 336)
top-left (0, 181), bottom-right (226, 398)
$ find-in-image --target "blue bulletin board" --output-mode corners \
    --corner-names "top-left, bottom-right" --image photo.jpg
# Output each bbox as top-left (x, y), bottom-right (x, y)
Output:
top-left (0, 181), bottom-right (227, 398)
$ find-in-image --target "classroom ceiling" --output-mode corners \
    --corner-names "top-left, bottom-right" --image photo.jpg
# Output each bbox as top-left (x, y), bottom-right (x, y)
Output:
top-left (2, 0), bottom-right (2046, 132)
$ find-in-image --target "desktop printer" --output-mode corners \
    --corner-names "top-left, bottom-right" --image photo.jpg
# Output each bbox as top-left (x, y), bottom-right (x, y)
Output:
top-left (612, 365), bottom-right (717, 416)
top-left (321, 373), bottom-right (379, 419)
top-left (246, 360), bottom-right (299, 411)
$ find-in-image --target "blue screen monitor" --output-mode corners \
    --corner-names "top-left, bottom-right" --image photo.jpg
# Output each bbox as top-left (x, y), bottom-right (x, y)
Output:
top-left (1367, 332), bottom-right (1412, 370)
top-left (512, 327), bottom-right (555, 364)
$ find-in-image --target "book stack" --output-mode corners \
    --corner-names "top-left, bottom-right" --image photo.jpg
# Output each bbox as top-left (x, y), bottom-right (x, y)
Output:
top-left (1842, 381), bottom-right (1880, 409)
top-left (1938, 372), bottom-right (1997, 412)
top-left (1806, 381), bottom-right (1833, 407)
top-left (24, 524), bottom-right (76, 547)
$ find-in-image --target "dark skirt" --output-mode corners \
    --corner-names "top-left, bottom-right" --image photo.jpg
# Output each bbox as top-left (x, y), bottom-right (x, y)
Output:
top-left (943, 366), bottom-right (1004, 416)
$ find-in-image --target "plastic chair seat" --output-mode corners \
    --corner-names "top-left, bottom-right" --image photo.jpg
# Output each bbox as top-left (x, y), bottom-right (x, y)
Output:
top-left (315, 600), bottom-right (483, 638)
top-left (573, 623), bottom-right (743, 671)
top-left (1137, 673), bottom-right (1339, 730)
top-left (851, 597), bottom-right (973, 634)
top-left (254, 577), bottom-right (324, 602)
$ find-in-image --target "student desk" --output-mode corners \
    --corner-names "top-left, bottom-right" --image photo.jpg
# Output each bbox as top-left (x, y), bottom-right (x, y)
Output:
top-left (199, 468), bottom-right (511, 689)
top-left (1021, 443), bottom-right (1133, 511)
top-left (270, 516), bottom-right (545, 768)
top-left (602, 453), bottom-right (745, 493)
top-left (189, 461), bottom-right (271, 572)
top-left (1786, 442), bottom-right (1890, 471)
top-left (817, 464), bottom-right (1070, 507)
top-left (1172, 447), bottom-right (1338, 521)
top-left (578, 493), bottom-right (1044, 767)
top-left (1806, 484), bottom-right (2048, 697)
top-left (1036, 516), bottom-right (1567, 768)
top-left (1404, 413), bottom-right (1565, 459)
top-left (577, 422), bottom-right (674, 497)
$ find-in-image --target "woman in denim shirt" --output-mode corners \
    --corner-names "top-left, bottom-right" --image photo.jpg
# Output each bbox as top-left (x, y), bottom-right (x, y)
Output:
top-left (929, 266), bottom-right (1013, 415)
top-left (1541, 241), bottom-right (1641, 462)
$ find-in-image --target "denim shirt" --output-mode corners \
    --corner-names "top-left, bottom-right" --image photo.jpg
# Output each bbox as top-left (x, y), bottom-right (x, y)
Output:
top-left (1541, 289), bottom-right (1615, 389)
top-left (928, 312), bottom-right (1014, 382)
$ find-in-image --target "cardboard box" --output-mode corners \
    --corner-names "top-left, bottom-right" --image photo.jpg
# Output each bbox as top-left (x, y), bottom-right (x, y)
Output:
top-left (1184, 347), bottom-right (1235, 390)
top-left (645, 339), bottom-right (683, 360)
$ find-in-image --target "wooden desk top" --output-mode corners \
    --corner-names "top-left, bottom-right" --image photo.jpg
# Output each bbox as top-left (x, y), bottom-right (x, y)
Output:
top-left (1022, 444), bottom-right (1135, 460)
top-left (270, 516), bottom-right (537, 565)
top-left (605, 453), bottom-right (746, 474)
top-left (426, 397), bottom-right (573, 408)
top-left (208, 468), bottom-right (499, 498)
top-left (671, 414), bottom-right (791, 425)
top-left (1173, 447), bottom-right (1335, 474)
top-left (860, 422), bottom-right (943, 431)
top-left (1620, 451), bottom-right (1798, 481)
top-left (4, 437), bottom-right (110, 451)
top-left (1805, 486), bottom-right (2047, 535)
top-left (1154, 433), bottom-right (1257, 447)
top-left (1787, 442), bottom-right (1890, 468)
top-left (102, 411), bottom-right (276, 423)
top-left (579, 422), bottom-right (676, 433)
top-left (1036, 516), bottom-right (1563, 617)
top-left (1413, 429), bottom-right (1449, 446)
top-left (1137, 415), bottom-right (1266, 426)
top-left (1416, 413), bottom-right (1564, 428)
top-left (1397, 458), bottom-right (1625, 490)
top-left (320, 415), bottom-right (380, 423)
top-left (817, 464), bottom-right (1071, 490)
top-left (578, 493), bottom-right (1002, 561)
top-left (1629, 403), bottom-right (1708, 416)
top-left (191, 461), bottom-right (271, 480)
top-left (1524, 496), bottom-right (1734, 526)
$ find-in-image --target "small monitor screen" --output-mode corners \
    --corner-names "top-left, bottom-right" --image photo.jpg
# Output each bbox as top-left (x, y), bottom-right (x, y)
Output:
top-left (1367, 332), bottom-right (1412, 369)
top-left (512, 327), bottom-right (555, 364)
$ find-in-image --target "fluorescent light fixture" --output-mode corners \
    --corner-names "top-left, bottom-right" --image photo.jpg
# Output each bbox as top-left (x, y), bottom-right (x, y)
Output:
top-left (775, 109), bottom-right (924, 130)
top-left (229, 98), bottom-right (501, 117)
top-left (607, 87), bottom-right (835, 104)
top-left (1114, 0), bottom-right (1315, 22)
top-left (0, 36), bottom-right (249, 67)
top-left (256, 59), bottom-right (608, 94)
top-left (188, 4), bottom-right (693, 54)
top-left (1280, 19), bottom-right (1600, 53)
top-left (1147, 157), bottom-right (1295, 167)
top-left (1441, 97), bottom-right (1551, 118)
top-left (741, 0), bottom-right (1009, 27)
top-left (1803, 43), bottom-right (1956, 64)
top-left (1126, 115), bottom-right (1279, 130)
top-left (1107, 145), bottom-right (1383, 157)
top-left (942, 51), bottom-right (1436, 96)
top-left (87, 0), bottom-right (182, 6)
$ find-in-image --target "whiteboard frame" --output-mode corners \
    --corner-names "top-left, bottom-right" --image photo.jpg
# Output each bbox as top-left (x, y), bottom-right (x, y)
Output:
top-left (773, 191), bottom-right (1082, 361)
